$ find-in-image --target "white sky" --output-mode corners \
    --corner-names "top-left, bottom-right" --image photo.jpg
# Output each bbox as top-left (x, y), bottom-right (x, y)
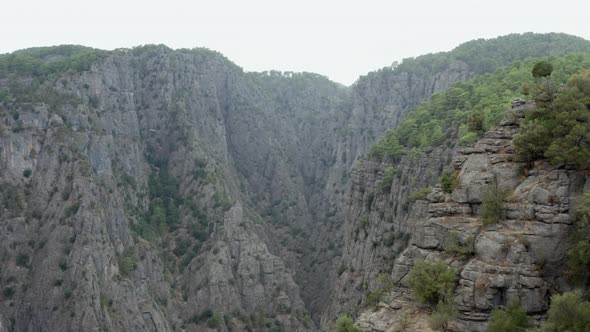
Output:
top-left (1, 0), bottom-right (588, 85)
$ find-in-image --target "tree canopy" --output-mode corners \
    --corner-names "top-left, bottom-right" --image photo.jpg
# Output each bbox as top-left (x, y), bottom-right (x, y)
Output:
top-left (515, 68), bottom-right (590, 168)
top-left (370, 53), bottom-right (590, 160)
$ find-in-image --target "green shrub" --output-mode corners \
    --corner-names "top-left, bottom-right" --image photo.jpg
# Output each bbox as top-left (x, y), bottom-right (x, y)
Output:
top-left (335, 314), bottom-right (361, 332)
top-left (440, 172), bottom-right (459, 194)
top-left (542, 291), bottom-right (590, 331)
top-left (213, 192), bottom-right (232, 211)
top-left (370, 129), bottom-right (405, 161)
top-left (445, 232), bottom-right (475, 258)
top-left (409, 188), bottom-right (431, 201)
top-left (566, 240), bottom-right (590, 286)
top-left (408, 260), bottom-right (456, 306)
top-left (366, 274), bottom-right (394, 308)
top-left (22, 168), bottom-right (32, 178)
top-left (378, 166), bottom-right (397, 193)
top-left (357, 216), bottom-right (369, 229)
top-left (366, 289), bottom-right (384, 308)
top-left (207, 312), bottom-right (223, 328)
top-left (481, 187), bottom-right (506, 225)
top-left (16, 253), bottom-right (30, 268)
top-left (173, 238), bottom-right (192, 257)
top-left (191, 308), bottom-right (213, 324)
top-left (3, 287), bottom-right (15, 299)
top-left (459, 131), bottom-right (479, 146)
top-left (61, 186), bottom-right (71, 201)
top-left (59, 259), bottom-right (68, 271)
top-left (514, 118), bottom-right (552, 164)
top-left (118, 252), bottom-right (137, 276)
top-left (191, 226), bottom-right (209, 242)
top-left (486, 299), bottom-right (531, 332)
top-left (566, 193), bottom-right (590, 285)
top-left (532, 61), bottom-right (553, 78)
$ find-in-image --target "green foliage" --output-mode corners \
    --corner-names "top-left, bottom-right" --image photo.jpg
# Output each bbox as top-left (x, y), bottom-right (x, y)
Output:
top-left (513, 118), bottom-right (552, 163)
top-left (370, 129), bottom-right (405, 160)
top-left (542, 291), bottom-right (590, 331)
top-left (191, 308), bottom-right (214, 324)
top-left (148, 167), bottom-right (179, 201)
top-left (370, 53), bottom-right (590, 155)
top-left (118, 252), bottom-right (138, 276)
top-left (467, 111), bottom-right (485, 133)
top-left (481, 187), bottom-right (507, 225)
top-left (357, 216), bottom-right (369, 230)
top-left (408, 260), bottom-right (456, 306)
top-left (395, 33), bottom-right (590, 76)
top-left (409, 188), bottom-right (431, 201)
top-left (444, 231), bottom-right (475, 258)
top-left (173, 238), bottom-right (192, 257)
top-left (192, 158), bottom-right (208, 179)
top-left (0, 45), bottom-right (107, 79)
top-left (516, 69), bottom-right (590, 168)
top-left (22, 168), bottom-right (32, 178)
top-left (544, 70), bottom-right (590, 167)
top-left (3, 287), bottom-right (15, 299)
top-left (335, 314), bottom-right (361, 332)
top-left (207, 312), bottom-right (223, 328)
top-left (1, 184), bottom-right (24, 213)
top-left (459, 131), bottom-right (479, 146)
top-left (16, 253), bottom-right (30, 268)
top-left (366, 289), bottom-right (384, 308)
top-left (486, 299), bottom-right (531, 332)
top-left (532, 61), bottom-right (554, 78)
top-left (566, 194), bottom-right (590, 286)
top-left (59, 259), bottom-right (68, 271)
top-left (378, 166), bottom-right (397, 193)
top-left (366, 274), bottom-right (394, 308)
top-left (190, 221), bottom-right (209, 242)
top-left (213, 191), bottom-right (232, 211)
top-left (428, 301), bottom-right (458, 332)
top-left (134, 164), bottom-right (182, 240)
top-left (440, 171), bottom-right (459, 194)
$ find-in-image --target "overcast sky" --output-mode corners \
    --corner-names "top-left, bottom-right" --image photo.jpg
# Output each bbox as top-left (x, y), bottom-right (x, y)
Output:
top-left (1, 0), bottom-right (588, 85)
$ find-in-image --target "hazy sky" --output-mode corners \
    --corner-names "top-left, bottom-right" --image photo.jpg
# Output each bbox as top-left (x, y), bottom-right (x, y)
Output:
top-left (1, 0), bottom-right (588, 85)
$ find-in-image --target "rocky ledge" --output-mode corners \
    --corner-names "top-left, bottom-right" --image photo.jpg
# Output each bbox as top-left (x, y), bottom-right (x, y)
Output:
top-left (357, 103), bottom-right (590, 331)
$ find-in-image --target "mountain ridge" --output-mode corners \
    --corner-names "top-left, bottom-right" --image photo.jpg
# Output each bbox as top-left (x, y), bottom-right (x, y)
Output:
top-left (0, 32), bottom-right (589, 331)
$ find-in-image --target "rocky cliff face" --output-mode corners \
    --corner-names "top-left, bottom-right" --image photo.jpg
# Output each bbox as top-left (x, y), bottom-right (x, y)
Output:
top-left (0, 33), bottom-right (589, 332)
top-left (0, 47), bottom-right (321, 331)
top-left (330, 103), bottom-right (590, 331)
top-left (0, 45), bottom-right (479, 332)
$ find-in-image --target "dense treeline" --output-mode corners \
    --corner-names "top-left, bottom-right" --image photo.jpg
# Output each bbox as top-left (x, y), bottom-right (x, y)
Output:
top-left (397, 33), bottom-right (590, 76)
top-left (371, 53), bottom-right (590, 159)
top-left (0, 45), bottom-right (107, 78)
top-left (514, 64), bottom-right (590, 168)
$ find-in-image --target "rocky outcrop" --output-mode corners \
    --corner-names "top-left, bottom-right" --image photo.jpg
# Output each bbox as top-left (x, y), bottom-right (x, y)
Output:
top-left (340, 103), bottom-right (589, 331)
